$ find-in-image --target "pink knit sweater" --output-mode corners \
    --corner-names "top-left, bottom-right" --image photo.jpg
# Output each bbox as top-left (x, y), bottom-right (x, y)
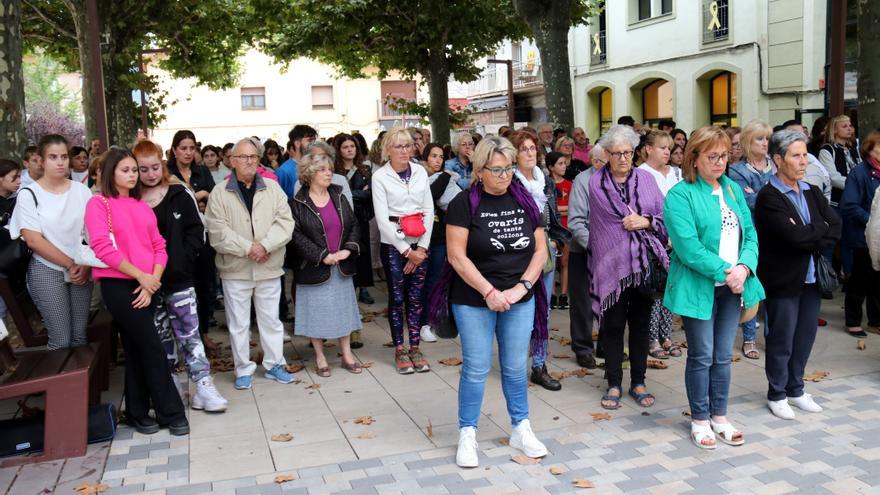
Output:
top-left (85, 195), bottom-right (168, 280)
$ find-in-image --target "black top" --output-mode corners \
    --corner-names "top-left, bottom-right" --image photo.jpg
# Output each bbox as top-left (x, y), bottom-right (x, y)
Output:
top-left (754, 184), bottom-right (841, 297)
top-left (238, 181), bottom-right (256, 214)
top-left (153, 184), bottom-right (205, 291)
top-left (429, 172), bottom-right (453, 246)
top-left (445, 189), bottom-right (540, 307)
top-left (168, 160), bottom-right (216, 209)
top-left (563, 159), bottom-right (590, 182)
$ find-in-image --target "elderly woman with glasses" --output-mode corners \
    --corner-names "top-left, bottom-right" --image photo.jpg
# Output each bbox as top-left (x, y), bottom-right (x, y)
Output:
top-left (372, 128), bottom-right (435, 374)
top-left (434, 136), bottom-right (548, 467)
top-left (445, 131), bottom-right (476, 190)
top-left (664, 126), bottom-right (765, 449)
top-left (589, 125), bottom-right (668, 411)
top-left (755, 130), bottom-right (840, 420)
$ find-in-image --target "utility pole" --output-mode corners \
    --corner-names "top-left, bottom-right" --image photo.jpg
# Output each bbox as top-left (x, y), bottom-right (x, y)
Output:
top-left (487, 59), bottom-right (514, 129)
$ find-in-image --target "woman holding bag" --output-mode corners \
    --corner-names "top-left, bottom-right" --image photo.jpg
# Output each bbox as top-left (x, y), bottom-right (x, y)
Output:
top-left (755, 130), bottom-right (841, 420)
top-left (10, 134), bottom-right (94, 350)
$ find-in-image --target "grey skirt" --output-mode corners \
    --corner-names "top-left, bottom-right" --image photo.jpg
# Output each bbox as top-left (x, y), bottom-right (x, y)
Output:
top-left (294, 266), bottom-right (363, 339)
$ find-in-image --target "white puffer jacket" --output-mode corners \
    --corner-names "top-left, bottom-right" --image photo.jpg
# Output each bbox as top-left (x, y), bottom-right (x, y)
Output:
top-left (866, 185), bottom-right (880, 270)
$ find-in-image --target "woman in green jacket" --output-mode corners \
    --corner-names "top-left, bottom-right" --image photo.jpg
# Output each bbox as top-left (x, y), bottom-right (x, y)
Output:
top-left (664, 127), bottom-right (765, 450)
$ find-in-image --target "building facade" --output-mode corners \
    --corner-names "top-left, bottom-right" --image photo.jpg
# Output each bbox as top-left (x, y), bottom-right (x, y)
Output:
top-left (150, 50), bottom-right (425, 147)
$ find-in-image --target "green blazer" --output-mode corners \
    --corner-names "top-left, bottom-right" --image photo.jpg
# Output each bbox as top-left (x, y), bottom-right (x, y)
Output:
top-left (663, 175), bottom-right (765, 320)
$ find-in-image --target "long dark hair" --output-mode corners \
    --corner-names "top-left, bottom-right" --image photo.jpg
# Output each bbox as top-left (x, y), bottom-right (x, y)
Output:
top-left (37, 134), bottom-right (69, 158)
top-left (100, 148), bottom-right (142, 199)
top-left (332, 133), bottom-right (369, 177)
top-left (168, 130), bottom-right (197, 170)
top-left (261, 139), bottom-right (282, 167)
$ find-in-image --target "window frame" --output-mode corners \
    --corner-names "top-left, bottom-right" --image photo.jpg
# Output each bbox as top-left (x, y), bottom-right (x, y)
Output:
top-left (240, 87), bottom-right (266, 111)
top-left (709, 71), bottom-right (737, 127)
top-left (311, 85), bottom-right (334, 111)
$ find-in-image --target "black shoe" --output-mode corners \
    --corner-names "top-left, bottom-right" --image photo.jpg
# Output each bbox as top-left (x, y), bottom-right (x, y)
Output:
top-left (358, 288), bottom-right (375, 304)
top-left (129, 416), bottom-right (160, 435)
top-left (576, 353), bottom-right (597, 369)
top-left (166, 418), bottom-right (190, 436)
top-left (350, 340), bottom-right (364, 349)
top-left (595, 346), bottom-right (605, 359)
top-left (530, 365), bottom-right (562, 391)
top-left (558, 295), bottom-right (569, 310)
top-left (550, 295), bottom-right (559, 309)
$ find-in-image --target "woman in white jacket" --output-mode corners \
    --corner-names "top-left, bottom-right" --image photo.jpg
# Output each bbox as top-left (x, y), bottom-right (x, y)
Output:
top-left (372, 128), bottom-right (435, 374)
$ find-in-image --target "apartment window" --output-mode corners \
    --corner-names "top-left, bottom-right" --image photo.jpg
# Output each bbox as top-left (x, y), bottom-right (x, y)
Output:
top-left (710, 72), bottom-right (737, 126)
top-left (380, 80), bottom-right (417, 117)
top-left (638, 0), bottom-right (651, 20)
top-left (642, 79), bottom-right (673, 128)
top-left (240, 87), bottom-right (265, 110)
top-left (590, 10), bottom-right (607, 66)
top-left (632, 0), bottom-right (673, 23)
top-left (703, 0), bottom-right (729, 43)
top-left (599, 88), bottom-right (613, 133)
top-left (311, 85), bottom-right (334, 110)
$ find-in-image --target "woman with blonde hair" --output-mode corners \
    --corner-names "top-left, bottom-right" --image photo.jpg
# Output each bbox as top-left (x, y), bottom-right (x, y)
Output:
top-left (556, 135), bottom-right (588, 180)
top-left (372, 128), bottom-right (435, 373)
top-left (819, 115), bottom-right (860, 208)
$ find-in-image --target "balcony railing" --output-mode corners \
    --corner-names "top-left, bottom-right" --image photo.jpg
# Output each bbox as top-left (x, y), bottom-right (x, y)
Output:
top-left (466, 60), bottom-right (544, 98)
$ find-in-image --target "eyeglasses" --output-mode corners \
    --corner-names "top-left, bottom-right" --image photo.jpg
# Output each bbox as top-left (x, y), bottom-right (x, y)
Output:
top-left (519, 146), bottom-right (537, 153)
top-left (484, 166), bottom-right (514, 177)
top-left (392, 144), bottom-right (412, 151)
top-left (702, 153), bottom-right (729, 164)
top-left (608, 151), bottom-right (634, 161)
top-left (232, 154), bottom-right (260, 162)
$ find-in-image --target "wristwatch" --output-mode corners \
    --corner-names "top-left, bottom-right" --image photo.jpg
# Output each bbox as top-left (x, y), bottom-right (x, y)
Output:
top-left (518, 279), bottom-right (533, 291)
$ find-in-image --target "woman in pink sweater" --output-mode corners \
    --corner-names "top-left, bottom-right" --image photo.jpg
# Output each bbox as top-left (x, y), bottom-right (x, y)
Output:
top-left (85, 148), bottom-right (188, 436)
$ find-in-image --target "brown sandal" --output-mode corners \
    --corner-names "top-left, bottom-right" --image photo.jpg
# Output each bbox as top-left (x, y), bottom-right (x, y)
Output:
top-left (741, 341), bottom-right (760, 360)
top-left (341, 361), bottom-right (363, 374)
top-left (316, 366), bottom-right (331, 377)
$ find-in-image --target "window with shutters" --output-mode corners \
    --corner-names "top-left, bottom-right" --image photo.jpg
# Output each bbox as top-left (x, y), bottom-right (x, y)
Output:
top-left (311, 85), bottom-right (334, 110)
top-left (240, 87), bottom-right (266, 110)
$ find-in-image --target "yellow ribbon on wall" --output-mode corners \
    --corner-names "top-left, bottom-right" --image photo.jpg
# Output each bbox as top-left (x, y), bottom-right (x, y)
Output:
top-left (593, 33), bottom-right (602, 55)
top-left (707, 1), bottom-right (722, 31)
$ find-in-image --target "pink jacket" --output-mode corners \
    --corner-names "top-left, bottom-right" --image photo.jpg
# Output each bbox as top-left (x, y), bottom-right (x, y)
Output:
top-left (225, 166), bottom-right (278, 182)
top-left (85, 195), bottom-right (168, 280)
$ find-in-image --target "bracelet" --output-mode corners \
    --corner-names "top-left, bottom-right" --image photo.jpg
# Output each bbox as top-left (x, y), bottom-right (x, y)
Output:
top-left (484, 287), bottom-right (497, 300)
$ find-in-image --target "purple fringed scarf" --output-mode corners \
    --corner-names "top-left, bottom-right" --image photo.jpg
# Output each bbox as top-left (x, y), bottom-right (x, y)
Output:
top-left (427, 180), bottom-right (549, 358)
top-left (588, 167), bottom-right (669, 323)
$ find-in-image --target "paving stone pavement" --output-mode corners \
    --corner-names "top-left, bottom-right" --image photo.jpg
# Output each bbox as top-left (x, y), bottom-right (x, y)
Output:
top-left (2, 290), bottom-right (880, 494)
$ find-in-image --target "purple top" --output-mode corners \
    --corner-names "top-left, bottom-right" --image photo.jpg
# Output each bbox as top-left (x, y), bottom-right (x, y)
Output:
top-left (397, 166), bottom-right (412, 183)
top-left (317, 200), bottom-right (342, 253)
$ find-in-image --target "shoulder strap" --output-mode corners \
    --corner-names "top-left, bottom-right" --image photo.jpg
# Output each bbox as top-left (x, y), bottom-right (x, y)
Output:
top-left (98, 195), bottom-right (114, 236)
top-left (20, 188), bottom-right (37, 208)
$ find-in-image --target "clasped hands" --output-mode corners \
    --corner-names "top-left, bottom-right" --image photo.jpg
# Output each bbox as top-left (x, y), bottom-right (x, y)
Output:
top-left (485, 284), bottom-right (528, 312)
top-left (724, 264), bottom-right (749, 294)
top-left (322, 249), bottom-right (352, 265)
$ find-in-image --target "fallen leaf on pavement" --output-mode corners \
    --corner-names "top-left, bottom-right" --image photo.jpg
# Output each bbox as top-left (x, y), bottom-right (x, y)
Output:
top-left (558, 337), bottom-right (572, 346)
top-left (383, 341), bottom-right (395, 347)
top-left (271, 433), bottom-right (293, 442)
top-left (550, 327), bottom-right (559, 332)
top-left (427, 419), bottom-right (433, 438)
top-left (511, 455), bottom-right (541, 465)
top-left (305, 383), bottom-right (321, 389)
top-left (682, 411), bottom-right (691, 417)
top-left (498, 438), bottom-right (509, 446)
top-left (552, 354), bottom-right (571, 359)
top-left (274, 474), bottom-right (296, 483)
top-left (590, 412), bottom-right (611, 422)
top-left (356, 432), bottom-right (376, 439)
top-left (361, 361), bottom-right (373, 368)
top-left (858, 339), bottom-right (866, 350)
top-left (568, 368), bottom-right (592, 377)
top-left (439, 357), bottom-right (463, 366)
top-left (647, 359), bottom-right (668, 369)
top-left (550, 467), bottom-right (564, 475)
top-left (285, 363), bottom-right (305, 373)
top-left (572, 479), bottom-right (594, 488)
top-left (676, 341), bottom-right (688, 349)
top-left (354, 416), bottom-right (375, 425)
top-left (74, 483), bottom-right (108, 494)
top-left (550, 371), bottom-right (565, 381)
top-left (731, 355), bottom-right (741, 362)
top-left (804, 370), bottom-right (829, 382)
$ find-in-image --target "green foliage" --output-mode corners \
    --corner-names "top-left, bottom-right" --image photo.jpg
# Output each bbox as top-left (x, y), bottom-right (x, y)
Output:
top-left (384, 96), bottom-right (474, 128)
top-left (23, 50), bottom-right (82, 120)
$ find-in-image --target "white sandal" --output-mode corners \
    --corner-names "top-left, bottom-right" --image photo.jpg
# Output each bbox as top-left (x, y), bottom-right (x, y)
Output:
top-left (691, 422), bottom-right (716, 450)
top-left (710, 419), bottom-right (744, 446)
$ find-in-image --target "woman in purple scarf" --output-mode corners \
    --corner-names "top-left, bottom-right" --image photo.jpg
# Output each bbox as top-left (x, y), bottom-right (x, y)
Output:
top-left (588, 125), bottom-right (669, 410)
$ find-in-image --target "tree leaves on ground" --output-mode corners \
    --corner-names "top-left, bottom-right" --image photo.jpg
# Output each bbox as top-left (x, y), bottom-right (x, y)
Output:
top-left (439, 357), bottom-right (463, 366)
top-left (354, 416), bottom-right (375, 425)
top-left (511, 455), bottom-right (541, 465)
top-left (804, 371), bottom-right (829, 382)
top-left (73, 483), bottom-right (108, 494)
top-left (274, 474), bottom-right (296, 483)
top-left (271, 433), bottom-right (293, 442)
top-left (590, 412), bottom-right (611, 421)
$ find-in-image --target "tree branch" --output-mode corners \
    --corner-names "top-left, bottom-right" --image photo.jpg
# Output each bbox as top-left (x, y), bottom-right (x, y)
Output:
top-left (23, 32), bottom-right (61, 45)
top-left (22, 0), bottom-right (77, 40)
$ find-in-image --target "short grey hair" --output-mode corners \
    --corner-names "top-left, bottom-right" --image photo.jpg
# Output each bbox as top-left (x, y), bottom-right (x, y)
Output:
top-left (769, 129), bottom-right (808, 159)
top-left (597, 124), bottom-right (640, 151)
top-left (589, 143), bottom-right (605, 160)
top-left (452, 131), bottom-right (473, 150)
top-left (304, 140), bottom-right (336, 161)
top-left (233, 137), bottom-right (262, 156)
top-left (470, 136), bottom-right (516, 185)
top-left (298, 153), bottom-right (333, 187)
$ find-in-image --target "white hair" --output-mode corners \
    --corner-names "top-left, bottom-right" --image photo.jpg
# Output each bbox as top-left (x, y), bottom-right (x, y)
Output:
top-left (597, 125), bottom-right (640, 150)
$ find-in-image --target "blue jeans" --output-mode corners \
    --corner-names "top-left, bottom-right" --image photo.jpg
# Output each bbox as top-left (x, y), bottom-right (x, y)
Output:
top-left (682, 286), bottom-right (741, 420)
top-left (420, 244), bottom-right (448, 326)
top-left (740, 316), bottom-right (757, 342)
top-left (453, 298), bottom-right (535, 429)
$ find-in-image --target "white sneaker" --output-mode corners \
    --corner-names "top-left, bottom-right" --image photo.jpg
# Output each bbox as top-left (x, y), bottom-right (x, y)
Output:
top-left (509, 419), bottom-right (548, 458)
top-left (768, 399), bottom-right (796, 420)
top-left (788, 393), bottom-right (823, 412)
top-left (192, 376), bottom-right (229, 412)
top-left (456, 426), bottom-right (479, 468)
top-left (420, 324), bottom-right (438, 343)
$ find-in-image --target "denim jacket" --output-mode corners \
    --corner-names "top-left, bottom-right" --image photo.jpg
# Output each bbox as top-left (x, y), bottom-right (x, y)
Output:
top-left (727, 160), bottom-right (774, 210)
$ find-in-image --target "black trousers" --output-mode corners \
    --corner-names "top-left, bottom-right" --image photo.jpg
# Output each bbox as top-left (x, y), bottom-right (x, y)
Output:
top-left (568, 250), bottom-right (594, 357)
top-left (194, 244), bottom-right (216, 334)
top-left (600, 286), bottom-right (652, 389)
top-left (101, 278), bottom-right (185, 425)
top-left (844, 248), bottom-right (880, 328)
top-left (764, 284), bottom-right (822, 401)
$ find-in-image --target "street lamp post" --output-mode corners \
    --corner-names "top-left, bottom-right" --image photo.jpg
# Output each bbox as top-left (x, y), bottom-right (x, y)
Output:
top-left (486, 59), bottom-right (514, 130)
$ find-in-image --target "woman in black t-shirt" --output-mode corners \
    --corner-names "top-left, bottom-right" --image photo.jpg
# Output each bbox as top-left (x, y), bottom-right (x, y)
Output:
top-left (442, 136), bottom-right (548, 468)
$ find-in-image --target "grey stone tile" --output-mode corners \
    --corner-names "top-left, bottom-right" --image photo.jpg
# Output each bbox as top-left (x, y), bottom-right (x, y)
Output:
top-left (167, 482), bottom-right (215, 495)
top-left (330, 487), bottom-right (378, 495)
top-left (213, 477), bottom-right (258, 490)
top-left (299, 464), bottom-right (342, 479)
top-left (350, 474), bottom-right (395, 490)
top-left (338, 458), bottom-right (383, 472)
top-left (417, 473), bottom-right (464, 487)
top-left (722, 453), bottom-right (767, 467)
top-left (129, 441), bottom-right (171, 453)
top-left (106, 484), bottom-right (145, 494)
top-left (404, 456), bottom-right (456, 470)
top-left (237, 483), bottom-right (283, 494)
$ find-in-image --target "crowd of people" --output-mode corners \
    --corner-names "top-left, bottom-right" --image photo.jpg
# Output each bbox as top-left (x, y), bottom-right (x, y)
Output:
top-left (0, 110), bottom-right (872, 465)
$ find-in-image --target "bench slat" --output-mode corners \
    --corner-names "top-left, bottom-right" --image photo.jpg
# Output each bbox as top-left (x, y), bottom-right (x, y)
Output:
top-left (8, 350), bottom-right (71, 384)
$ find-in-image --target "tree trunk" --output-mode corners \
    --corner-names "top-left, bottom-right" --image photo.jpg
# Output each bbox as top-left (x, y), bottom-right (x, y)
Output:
top-left (515, 0), bottom-right (575, 130)
top-left (64, 0), bottom-right (101, 144)
top-left (0, 0), bottom-right (28, 158)
top-left (858, 0), bottom-right (880, 137)
top-left (425, 48), bottom-right (451, 145)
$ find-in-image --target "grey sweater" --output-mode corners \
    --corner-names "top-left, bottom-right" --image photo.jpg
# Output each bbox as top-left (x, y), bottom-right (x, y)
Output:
top-left (567, 168), bottom-right (597, 253)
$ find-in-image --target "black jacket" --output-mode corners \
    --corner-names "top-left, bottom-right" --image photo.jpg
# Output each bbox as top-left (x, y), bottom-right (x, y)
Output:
top-left (153, 184), bottom-right (205, 291)
top-left (754, 183), bottom-right (841, 297)
top-left (346, 168), bottom-right (374, 222)
top-left (289, 184), bottom-right (360, 285)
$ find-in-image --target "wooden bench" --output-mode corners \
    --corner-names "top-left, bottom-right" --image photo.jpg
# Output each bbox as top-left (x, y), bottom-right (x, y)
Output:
top-left (0, 342), bottom-right (100, 466)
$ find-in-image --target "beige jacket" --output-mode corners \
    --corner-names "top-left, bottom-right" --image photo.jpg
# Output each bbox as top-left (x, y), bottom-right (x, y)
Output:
top-left (205, 174), bottom-right (294, 281)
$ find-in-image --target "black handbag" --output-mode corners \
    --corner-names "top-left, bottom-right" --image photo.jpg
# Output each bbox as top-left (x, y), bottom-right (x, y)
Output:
top-left (0, 189), bottom-right (36, 278)
top-left (815, 253), bottom-right (839, 293)
top-left (638, 247), bottom-right (668, 299)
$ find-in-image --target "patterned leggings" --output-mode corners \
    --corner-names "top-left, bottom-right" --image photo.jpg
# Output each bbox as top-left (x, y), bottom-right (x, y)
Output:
top-left (648, 298), bottom-right (673, 342)
top-left (153, 287), bottom-right (211, 382)
top-left (380, 243), bottom-right (427, 347)
top-left (26, 259), bottom-right (92, 350)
